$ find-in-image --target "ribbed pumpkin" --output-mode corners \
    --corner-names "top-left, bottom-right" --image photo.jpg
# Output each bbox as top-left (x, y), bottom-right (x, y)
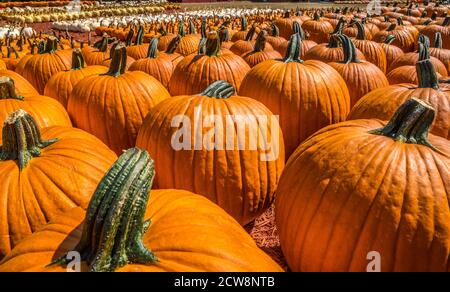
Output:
top-left (242, 30), bottom-right (282, 68)
top-left (136, 81), bottom-right (284, 225)
top-left (373, 23), bottom-right (418, 52)
top-left (266, 23), bottom-right (288, 55)
top-left (239, 34), bottom-right (350, 158)
top-left (276, 98), bottom-right (450, 271)
top-left (388, 35), bottom-right (448, 76)
top-left (294, 21), bottom-right (318, 58)
top-left (0, 109), bottom-right (117, 259)
top-left (128, 38), bottom-right (174, 88)
top-left (231, 16), bottom-right (251, 42)
top-left (156, 23), bottom-right (176, 52)
top-left (230, 25), bottom-right (273, 56)
top-left (0, 148), bottom-right (282, 272)
top-left (420, 16), bottom-right (450, 49)
top-left (158, 35), bottom-right (184, 67)
top-left (67, 44), bottom-right (170, 155)
top-left (352, 21), bottom-right (388, 73)
top-left (349, 59), bottom-right (450, 140)
top-left (19, 37), bottom-right (72, 94)
top-left (301, 11), bottom-right (333, 44)
top-left (328, 35), bottom-right (389, 107)
top-left (0, 69), bottom-right (38, 97)
top-left (380, 35), bottom-right (405, 68)
top-left (102, 41), bottom-right (136, 70)
top-left (44, 49), bottom-right (108, 108)
top-left (304, 33), bottom-right (366, 63)
top-left (429, 32), bottom-right (450, 74)
top-left (175, 20), bottom-right (201, 57)
top-left (125, 26), bottom-right (150, 60)
top-left (274, 11), bottom-right (295, 39)
top-left (218, 28), bottom-right (234, 50)
top-left (0, 76), bottom-right (71, 144)
top-left (81, 34), bottom-right (110, 66)
top-left (169, 31), bottom-right (250, 96)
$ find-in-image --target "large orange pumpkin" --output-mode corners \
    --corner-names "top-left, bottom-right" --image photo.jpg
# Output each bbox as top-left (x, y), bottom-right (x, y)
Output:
top-left (348, 59), bottom-right (450, 140)
top-left (136, 81), bottom-right (284, 225)
top-left (44, 49), bottom-right (108, 108)
top-left (68, 43), bottom-right (170, 155)
top-left (239, 34), bottom-right (350, 158)
top-left (175, 20), bottom-right (200, 57)
top-left (380, 35), bottom-right (405, 68)
top-left (276, 98), bottom-right (450, 271)
top-left (129, 38), bottom-right (174, 87)
top-left (19, 37), bottom-right (72, 94)
top-left (0, 69), bottom-right (38, 97)
top-left (169, 31), bottom-right (250, 96)
top-left (0, 76), bottom-right (71, 144)
top-left (304, 33), bottom-right (366, 62)
top-left (328, 35), bottom-right (389, 107)
top-left (0, 109), bottom-right (117, 259)
top-left (0, 148), bottom-right (283, 272)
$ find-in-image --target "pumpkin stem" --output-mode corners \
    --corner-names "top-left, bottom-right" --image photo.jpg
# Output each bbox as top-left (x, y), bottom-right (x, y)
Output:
top-left (331, 17), bottom-right (345, 35)
top-left (205, 31), bottom-right (221, 57)
top-left (42, 37), bottom-right (58, 54)
top-left (240, 16), bottom-right (248, 31)
top-left (283, 33), bottom-right (303, 63)
top-left (189, 19), bottom-right (196, 35)
top-left (434, 32), bottom-right (443, 49)
top-left (0, 109), bottom-right (58, 169)
top-left (178, 21), bottom-right (186, 37)
top-left (355, 21), bottom-right (366, 40)
top-left (387, 23), bottom-right (397, 31)
top-left (416, 59), bottom-right (439, 89)
top-left (338, 34), bottom-right (360, 64)
top-left (327, 34), bottom-right (340, 48)
top-left (369, 98), bottom-right (436, 149)
top-left (253, 30), bottom-right (267, 52)
top-left (383, 35), bottom-right (396, 44)
top-left (165, 35), bottom-right (181, 54)
top-left (271, 23), bottom-right (280, 37)
top-left (200, 80), bottom-right (235, 99)
top-left (134, 26), bottom-right (144, 46)
top-left (147, 38), bottom-right (159, 59)
top-left (93, 34), bottom-right (109, 52)
top-left (418, 35), bottom-right (431, 60)
top-left (443, 16), bottom-right (450, 27)
top-left (71, 49), bottom-right (85, 70)
top-left (293, 21), bottom-right (306, 40)
top-left (6, 46), bottom-right (19, 59)
top-left (48, 148), bottom-right (157, 272)
top-left (397, 17), bottom-right (404, 26)
top-left (106, 43), bottom-right (127, 77)
top-left (125, 27), bottom-right (134, 47)
top-left (245, 24), bottom-right (257, 41)
top-left (200, 19), bottom-right (207, 39)
top-left (0, 76), bottom-right (23, 101)
top-left (313, 11), bottom-right (320, 21)
top-left (219, 28), bottom-right (230, 42)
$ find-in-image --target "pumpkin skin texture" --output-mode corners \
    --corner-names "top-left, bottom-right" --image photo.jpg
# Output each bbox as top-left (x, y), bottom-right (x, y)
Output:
top-left (81, 35), bottom-right (110, 66)
top-left (239, 34), bottom-right (351, 158)
top-left (380, 35), bottom-right (405, 67)
top-left (0, 110), bottom-right (117, 259)
top-left (0, 76), bottom-right (72, 144)
top-left (301, 12), bottom-right (333, 44)
top-left (44, 49), bottom-right (108, 108)
top-left (275, 99), bottom-right (450, 272)
top-left (373, 23), bottom-right (418, 53)
top-left (0, 149), bottom-right (283, 272)
top-left (68, 44), bottom-right (170, 155)
top-left (136, 81), bottom-right (285, 225)
top-left (242, 31), bottom-right (282, 68)
top-left (128, 38), bottom-right (174, 87)
top-left (169, 31), bottom-right (250, 96)
top-left (328, 35), bottom-right (389, 108)
top-left (349, 60), bottom-right (450, 140)
top-left (20, 38), bottom-right (72, 94)
top-left (386, 65), bottom-right (443, 85)
top-left (303, 35), bottom-right (366, 63)
top-left (0, 69), bottom-right (38, 97)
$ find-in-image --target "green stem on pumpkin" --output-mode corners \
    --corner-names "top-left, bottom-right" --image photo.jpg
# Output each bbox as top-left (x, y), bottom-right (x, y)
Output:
top-left (219, 28), bottom-right (230, 42)
top-left (147, 38), bottom-right (159, 59)
top-left (189, 19), bottom-right (196, 35)
top-left (443, 16), bottom-right (450, 27)
top-left (71, 49), bottom-right (85, 70)
top-left (0, 76), bottom-right (23, 101)
top-left (338, 34), bottom-right (360, 64)
top-left (245, 24), bottom-right (257, 41)
top-left (42, 37), bottom-right (58, 54)
top-left (134, 26), bottom-right (144, 46)
top-left (165, 35), bottom-right (181, 54)
top-left (0, 109), bottom-right (58, 169)
top-left (369, 98), bottom-right (436, 149)
top-left (6, 46), bottom-right (19, 59)
top-left (313, 11), bottom-right (320, 21)
top-left (384, 35), bottom-right (396, 44)
top-left (253, 30), bottom-right (267, 52)
top-left (293, 21), bottom-right (306, 40)
top-left (205, 31), bottom-right (221, 57)
top-left (125, 27), bottom-right (135, 47)
top-left (240, 16), bottom-right (248, 31)
top-left (93, 34), bottom-right (109, 52)
top-left (200, 80), bottom-right (236, 99)
top-left (355, 21), bottom-right (366, 40)
top-left (283, 33), bottom-right (303, 63)
top-left (178, 21), bottom-right (186, 37)
top-left (434, 32), bottom-right (443, 49)
top-left (106, 43), bottom-right (127, 77)
top-left (271, 23), bottom-right (280, 37)
top-left (331, 17), bottom-right (345, 35)
top-left (387, 23), bottom-right (397, 31)
top-left (416, 59), bottom-right (439, 89)
top-left (48, 148), bottom-right (157, 272)
top-left (200, 19), bottom-right (207, 39)
top-left (418, 36), bottom-right (431, 60)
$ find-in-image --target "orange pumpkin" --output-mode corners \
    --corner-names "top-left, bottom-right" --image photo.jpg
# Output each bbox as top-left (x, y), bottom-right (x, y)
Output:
top-left (266, 23), bottom-right (288, 55)
top-left (328, 35), bottom-right (388, 108)
top-left (125, 26), bottom-right (150, 60)
top-left (349, 59), bottom-right (450, 140)
top-left (44, 49), bottom-right (108, 108)
top-left (301, 11), bottom-right (333, 44)
top-left (68, 43), bottom-right (170, 155)
top-left (0, 109), bottom-right (117, 259)
top-left (241, 30), bottom-right (282, 68)
top-left (81, 34), bottom-right (110, 66)
top-left (0, 148), bottom-right (282, 272)
top-left (158, 35), bottom-right (184, 67)
top-left (0, 69), bottom-right (38, 97)
top-left (175, 20), bottom-right (200, 57)
top-left (276, 98), bottom-right (450, 271)
top-left (304, 33), bottom-right (366, 63)
top-left (137, 81), bottom-right (284, 225)
top-left (239, 34), bottom-right (350, 158)
top-left (380, 35), bottom-right (405, 69)
top-left (19, 37), bottom-right (72, 94)
top-left (169, 31), bottom-right (250, 96)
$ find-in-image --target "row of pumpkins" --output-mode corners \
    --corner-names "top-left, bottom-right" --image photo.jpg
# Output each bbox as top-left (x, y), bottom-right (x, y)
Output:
top-left (0, 4), bottom-right (449, 272)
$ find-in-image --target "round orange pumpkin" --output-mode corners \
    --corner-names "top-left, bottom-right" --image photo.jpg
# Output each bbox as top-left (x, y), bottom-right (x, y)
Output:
top-left (0, 109), bottom-right (117, 259)
top-left (0, 148), bottom-right (283, 272)
top-left (68, 43), bottom-right (170, 155)
top-left (0, 69), bottom-right (38, 97)
top-left (136, 81), bottom-right (284, 225)
top-left (276, 98), bottom-right (450, 271)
